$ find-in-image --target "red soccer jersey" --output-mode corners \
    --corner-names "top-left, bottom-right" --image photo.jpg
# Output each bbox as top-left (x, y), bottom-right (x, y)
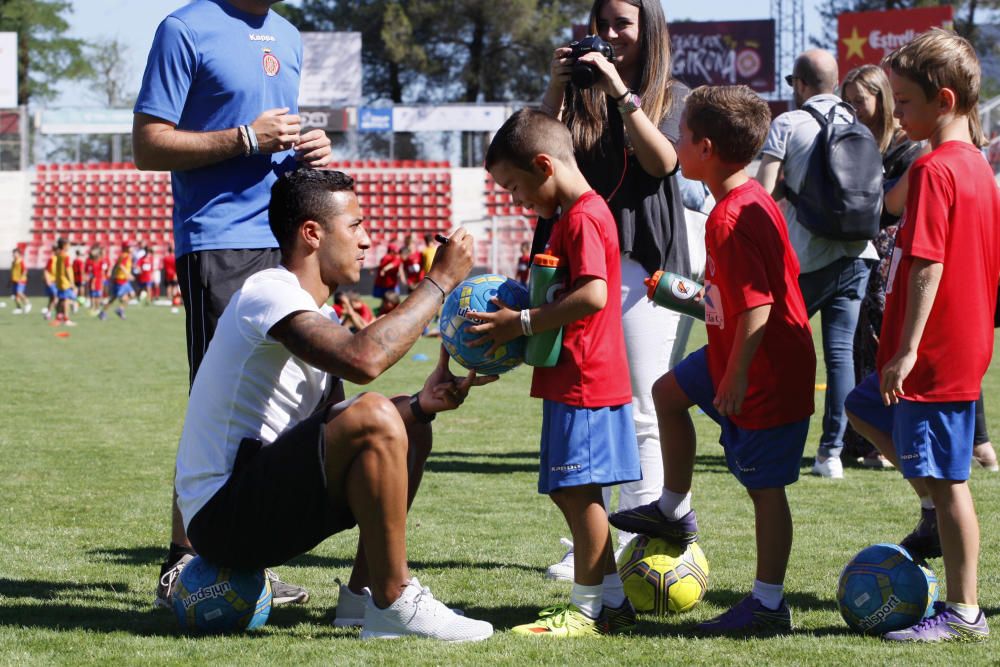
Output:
top-left (137, 254), bottom-right (154, 283)
top-left (702, 180), bottom-right (815, 429)
top-left (162, 254), bottom-right (177, 282)
top-left (91, 258), bottom-right (108, 284)
top-left (877, 142), bottom-right (1000, 402)
top-left (73, 257), bottom-right (85, 283)
top-left (374, 254), bottom-right (402, 289)
top-left (404, 250), bottom-right (424, 288)
top-left (531, 190), bottom-right (632, 408)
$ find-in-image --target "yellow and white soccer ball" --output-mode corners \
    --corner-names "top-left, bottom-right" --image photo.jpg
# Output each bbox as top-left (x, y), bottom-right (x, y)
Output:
top-left (616, 535), bottom-right (709, 614)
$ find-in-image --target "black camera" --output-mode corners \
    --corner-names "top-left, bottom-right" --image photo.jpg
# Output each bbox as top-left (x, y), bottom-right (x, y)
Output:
top-left (568, 35), bottom-right (614, 89)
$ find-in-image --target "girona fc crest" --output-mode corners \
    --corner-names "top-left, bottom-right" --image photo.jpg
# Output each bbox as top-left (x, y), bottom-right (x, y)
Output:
top-left (262, 50), bottom-right (280, 77)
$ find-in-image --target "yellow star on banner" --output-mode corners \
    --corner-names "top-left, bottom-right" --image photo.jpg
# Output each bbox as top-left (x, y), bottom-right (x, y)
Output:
top-left (841, 26), bottom-right (867, 62)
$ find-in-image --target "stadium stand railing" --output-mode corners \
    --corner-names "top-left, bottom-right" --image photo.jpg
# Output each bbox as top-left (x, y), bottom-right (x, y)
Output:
top-left (21, 160), bottom-right (457, 271)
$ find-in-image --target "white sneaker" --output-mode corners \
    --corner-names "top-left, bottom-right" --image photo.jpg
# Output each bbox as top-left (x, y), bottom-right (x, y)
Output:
top-left (335, 579), bottom-right (466, 627)
top-left (360, 578), bottom-right (492, 642)
top-left (811, 455), bottom-right (844, 479)
top-left (333, 582), bottom-right (369, 627)
top-left (24, 303), bottom-right (32, 313)
top-left (12, 308), bottom-right (22, 314)
top-left (545, 538), bottom-right (575, 581)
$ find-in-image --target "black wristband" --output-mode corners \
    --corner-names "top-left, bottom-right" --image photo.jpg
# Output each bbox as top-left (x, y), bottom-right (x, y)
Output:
top-left (409, 393), bottom-right (436, 423)
top-left (611, 89), bottom-right (630, 103)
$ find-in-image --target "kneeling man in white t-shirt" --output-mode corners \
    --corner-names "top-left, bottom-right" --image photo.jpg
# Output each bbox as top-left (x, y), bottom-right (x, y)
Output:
top-left (173, 168), bottom-right (495, 642)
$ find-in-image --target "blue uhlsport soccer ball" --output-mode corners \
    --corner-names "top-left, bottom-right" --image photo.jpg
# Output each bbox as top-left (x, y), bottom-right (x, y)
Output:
top-left (439, 274), bottom-right (529, 375)
top-left (837, 543), bottom-right (938, 635)
top-left (171, 556), bottom-right (272, 634)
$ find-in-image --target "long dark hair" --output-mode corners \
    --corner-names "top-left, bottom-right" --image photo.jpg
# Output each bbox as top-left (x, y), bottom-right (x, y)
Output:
top-left (563, 0), bottom-right (674, 156)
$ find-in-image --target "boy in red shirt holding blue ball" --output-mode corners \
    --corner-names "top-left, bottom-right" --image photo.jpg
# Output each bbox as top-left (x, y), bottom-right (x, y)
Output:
top-left (471, 109), bottom-right (640, 637)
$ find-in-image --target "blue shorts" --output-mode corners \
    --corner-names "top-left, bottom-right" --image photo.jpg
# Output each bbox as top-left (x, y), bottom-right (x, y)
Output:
top-left (57, 288), bottom-right (76, 300)
top-left (845, 373), bottom-right (975, 481)
top-left (674, 347), bottom-right (809, 489)
top-left (45, 284), bottom-right (57, 298)
top-left (372, 285), bottom-right (398, 299)
top-left (538, 400), bottom-right (641, 494)
top-left (113, 282), bottom-right (133, 299)
top-left (141, 281), bottom-right (155, 292)
top-left (13, 283), bottom-right (25, 295)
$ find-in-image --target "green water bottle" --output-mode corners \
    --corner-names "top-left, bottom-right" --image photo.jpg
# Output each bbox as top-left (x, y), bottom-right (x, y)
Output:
top-left (525, 253), bottom-right (566, 367)
top-left (645, 270), bottom-right (705, 321)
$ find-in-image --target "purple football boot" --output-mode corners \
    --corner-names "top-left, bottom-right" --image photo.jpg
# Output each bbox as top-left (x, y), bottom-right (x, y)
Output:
top-left (695, 595), bottom-right (792, 636)
top-left (883, 602), bottom-right (989, 643)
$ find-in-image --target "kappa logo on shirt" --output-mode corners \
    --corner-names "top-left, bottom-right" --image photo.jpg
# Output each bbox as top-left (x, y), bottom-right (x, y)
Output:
top-left (262, 49), bottom-right (280, 77)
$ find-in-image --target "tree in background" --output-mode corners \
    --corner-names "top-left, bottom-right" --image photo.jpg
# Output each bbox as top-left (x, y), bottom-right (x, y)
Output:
top-left (283, 0), bottom-right (591, 104)
top-left (0, 0), bottom-right (89, 105)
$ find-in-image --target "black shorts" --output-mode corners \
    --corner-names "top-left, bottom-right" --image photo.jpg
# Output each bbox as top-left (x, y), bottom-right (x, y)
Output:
top-left (177, 248), bottom-right (281, 387)
top-left (186, 409), bottom-right (357, 570)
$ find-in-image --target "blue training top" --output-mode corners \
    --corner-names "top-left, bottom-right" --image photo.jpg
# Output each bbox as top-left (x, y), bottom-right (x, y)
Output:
top-left (134, 0), bottom-right (301, 257)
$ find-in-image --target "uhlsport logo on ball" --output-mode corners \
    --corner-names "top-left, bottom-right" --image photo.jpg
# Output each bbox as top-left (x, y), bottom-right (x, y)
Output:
top-left (439, 274), bottom-right (529, 375)
top-left (617, 535), bottom-right (709, 614)
top-left (171, 556), bottom-right (272, 634)
top-left (837, 543), bottom-right (938, 635)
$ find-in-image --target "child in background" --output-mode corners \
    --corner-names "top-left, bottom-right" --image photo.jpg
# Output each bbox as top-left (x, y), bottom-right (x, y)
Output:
top-left (845, 29), bottom-right (999, 642)
top-left (403, 239), bottom-right (425, 292)
top-left (86, 245), bottom-right (108, 313)
top-left (609, 86), bottom-right (816, 636)
top-left (472, 109), bottom-right (639, 637)
top-left (515, 241), bottom-right (531, 285)
top-left (100, 243), bottom-right (134, 320)
top-left (53, 238), bottom-right (77, 326)
top-left (162, 244), bottom-right (179, 307)
top-left (10, 247), bottom-right (29, 314)
top-left (42, 243), bottom-right (58, 319)
top-left (136, 245), bottom-right (156, 304)
top-left (72, 248), bottom-right (86, 302)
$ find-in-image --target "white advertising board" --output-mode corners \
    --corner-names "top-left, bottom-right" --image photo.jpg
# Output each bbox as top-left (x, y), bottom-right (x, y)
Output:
top-left (0, 33), bottom-right (17, 109)
top-left (300, 32), bottom-right (362, 107)
top-left (392, 105), bottom-right (508, 132)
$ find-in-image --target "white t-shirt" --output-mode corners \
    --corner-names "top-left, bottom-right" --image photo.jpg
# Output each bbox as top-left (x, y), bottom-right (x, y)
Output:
top-left (761, 94), bottom-right (878, 274)
top-left (175, 267), bottom-right (340, 529)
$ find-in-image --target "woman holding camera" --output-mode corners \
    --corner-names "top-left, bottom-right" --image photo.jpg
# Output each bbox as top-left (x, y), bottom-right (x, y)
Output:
top-left (537, 0), bottom-right (695, 578)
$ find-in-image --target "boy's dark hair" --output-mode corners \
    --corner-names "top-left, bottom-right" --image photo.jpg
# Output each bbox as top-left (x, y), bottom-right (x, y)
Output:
top-left (269, 169), bottom-right (356, 253)
top-left (684, 85), bottom-right (771, 165)
top-left (883, 27), bottom-right (985, 146)
top-left (485, 109), bottom-right (576, 173)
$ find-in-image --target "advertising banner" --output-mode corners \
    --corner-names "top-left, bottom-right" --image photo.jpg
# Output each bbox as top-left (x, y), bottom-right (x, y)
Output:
top-left (38, 108), bottom-right (132, 135)
top-left (838, 6), bottom-right (953, 74)
top-left (671, 20), bottom-right (776, 93)
top-left (358, 107), bottom-right (393, 133)
top-left (392, 105), bottom-right (508, 132)
top-left (300, 32), bottom-right (362, 107)
top-left (0, 33), bottom-right (16, 108)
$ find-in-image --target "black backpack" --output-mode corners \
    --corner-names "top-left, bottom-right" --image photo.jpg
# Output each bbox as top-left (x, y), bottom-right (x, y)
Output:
top-left (785, 102), bottom-right (883, 241)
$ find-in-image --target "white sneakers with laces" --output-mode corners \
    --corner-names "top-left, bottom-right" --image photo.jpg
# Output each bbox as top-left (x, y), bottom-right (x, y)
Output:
top-left (360, 578), bottom-right (493, 642)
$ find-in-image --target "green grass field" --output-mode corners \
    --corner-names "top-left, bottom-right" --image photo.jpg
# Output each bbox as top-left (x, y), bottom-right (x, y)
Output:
top-left (1, 298), bottom-right (998, 665)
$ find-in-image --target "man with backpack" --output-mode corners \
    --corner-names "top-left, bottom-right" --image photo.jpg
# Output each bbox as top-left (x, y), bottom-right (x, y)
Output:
top-left (756, 48), bottom-right (880, 480)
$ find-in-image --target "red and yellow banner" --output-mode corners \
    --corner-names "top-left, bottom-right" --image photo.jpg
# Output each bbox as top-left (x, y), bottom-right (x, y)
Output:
top-left (838, 6), bottom-right (953, 75)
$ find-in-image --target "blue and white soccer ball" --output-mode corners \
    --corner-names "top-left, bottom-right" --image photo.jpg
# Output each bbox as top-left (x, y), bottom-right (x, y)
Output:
top-left (439, 274), bottom-right (529, 375)
top-left (171, 556), bottom-right (272, 634)
top-left (837, 543), bottom-right (938, 635)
